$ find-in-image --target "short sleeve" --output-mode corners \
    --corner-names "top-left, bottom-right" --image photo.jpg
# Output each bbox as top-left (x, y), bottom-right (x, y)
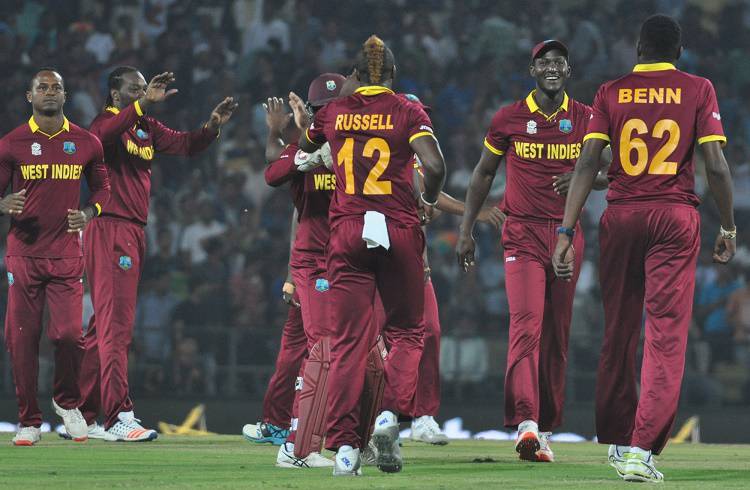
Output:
top-left (305, 105), bottom-right (329, 146)
top-left (405, 104), bottom-right (434, 144)
top-left (484, 108), bottom-right (510, 156)
top-left (583, 85), bottom-right (611, 143)
top-left (696, 79), bottom-right (727, 146)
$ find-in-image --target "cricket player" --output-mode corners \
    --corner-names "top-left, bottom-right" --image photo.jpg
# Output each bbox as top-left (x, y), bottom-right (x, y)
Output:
top-left (0, 68), bottom-right (110, 445)
top-left (457, 40), bottom-right (608, 462)
top-left (552, 14), bottom-right (736, 482)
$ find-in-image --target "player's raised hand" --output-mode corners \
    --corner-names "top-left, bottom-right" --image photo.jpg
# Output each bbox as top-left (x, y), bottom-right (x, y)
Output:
top-left (67, 208), bottom-right (93, 233)
top-left (478, 206), bottom-right (506, 229)
top-left (552, 236), bottom-right (575, 280)
top-left (0, 188), bottom-right (26, 215)
top-left (207, 97), bottom-right (239, 131)
top-left (144, 72), bottom-right (178, 104)
top-left (288, 91), bottom-right (311, 130)
top-left (552, 172), bottom-right (573, 196)
top-left (263, 97), bottom-right (293, 133)
top-left (456, 232), bottom-right (477, 272)
top-left (712, 232), bottom-right (736, 264)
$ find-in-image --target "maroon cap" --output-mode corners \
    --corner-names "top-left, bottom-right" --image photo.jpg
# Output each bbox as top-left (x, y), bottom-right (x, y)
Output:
top-left (398, 93), bottom-right (432, 114)
top-left (531, 40), bottom-right (568, 61)
top-left (307, 73), bottom-right (346, 107)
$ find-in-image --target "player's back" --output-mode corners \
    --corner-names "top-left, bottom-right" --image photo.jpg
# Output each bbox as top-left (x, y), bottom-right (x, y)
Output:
top-left (587, 63), bottom-right (726, 206)
top-left (309, 87), bottom-right (433, 227)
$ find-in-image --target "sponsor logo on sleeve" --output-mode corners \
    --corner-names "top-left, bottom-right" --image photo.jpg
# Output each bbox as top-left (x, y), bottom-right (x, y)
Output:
top-left (712, 111), bottom-right (721, 121)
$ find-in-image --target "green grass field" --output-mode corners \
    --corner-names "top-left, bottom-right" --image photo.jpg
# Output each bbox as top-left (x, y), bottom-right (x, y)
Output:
top-left (0, 435), bottom-right (748, 488)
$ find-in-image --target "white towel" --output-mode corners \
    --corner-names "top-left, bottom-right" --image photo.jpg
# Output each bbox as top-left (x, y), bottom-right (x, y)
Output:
top-left (362, 211), bottom-right (390, 249)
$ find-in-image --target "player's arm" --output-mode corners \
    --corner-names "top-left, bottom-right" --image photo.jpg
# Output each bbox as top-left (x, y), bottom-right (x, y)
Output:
top-left (70, 138), bottom-right (111, 232)
top-left (456, 147), bottom-right (503, 270)
top-left (91, 72), bottom-right (177, 144)
top-left (264, 146), bottom-right (298, 187)
top-left (410, 135), bottom-right (446, 209)
top-left (702, 140), bottom-right (736, 264)
top-left (552, 138), bottom-right (608, 279)
top-left (288, 91), bottom-right (322, 153)
top-left (0, 139), bottom-right (25, 215)
top-left (282, 209), bottom-right (300, 307)
top-left (151, 97), bottom-right (237, 156)
top-left (264, 97), bottom-right (293, 162)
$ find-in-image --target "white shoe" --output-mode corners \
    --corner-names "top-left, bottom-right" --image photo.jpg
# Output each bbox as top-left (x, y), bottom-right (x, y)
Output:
top-left (515, 419), bottom-right (540, 461)
top-left (410, 415), bottom-right (449, 445)
top-left (106, 411), bottom-right (158, 442)
top-left (622, 448), bottom-right (664, 483)
top-left (608, 444), bottom-right (628, 477)
top-left (536, 432), bottom-right (554, 462)
top-left (12, 426), bottom-right (41, 446)
top-left (52, 399), bottom-right (87, 442)
top-left (333, 445), bottom-right (362, 476)
top-left (275, 441), bottom-right (334, 468)
top-left (59, 422), bottom-right (118, 441)
top-left (372, 410), bottom-right (402, 473)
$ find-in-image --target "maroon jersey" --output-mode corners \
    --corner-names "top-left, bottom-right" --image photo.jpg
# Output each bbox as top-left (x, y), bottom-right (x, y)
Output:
top-left (89, 102), bottom-right (218, 225)
top-left (485, 91), bottom-right (593, 220)
top-left (264, 143), bottom-right (334, 268)
top-left (585, 63), bottom-right (726, 206)
top-left (306, 86), bottom-right (434, 227)
top-left (0, 117), bottom-right (110, 258)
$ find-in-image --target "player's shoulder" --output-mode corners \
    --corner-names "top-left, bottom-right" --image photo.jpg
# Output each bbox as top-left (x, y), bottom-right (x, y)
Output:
top-left (2, 123), bottom-right (30, 141)
top-left (490, 100), bottom-right (525, 124)
top-left (676, 69), bottom-right (715, 91)
top-left (568, 98), bottom-right (593, 118)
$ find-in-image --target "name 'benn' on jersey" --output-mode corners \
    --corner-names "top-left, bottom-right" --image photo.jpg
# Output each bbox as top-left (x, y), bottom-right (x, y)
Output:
top-left (484, 91), bottom-right (593, 220)
top-left (584, 62), bottom-right (726, 206)
top-left (306, 86), bottom-right (434, 227)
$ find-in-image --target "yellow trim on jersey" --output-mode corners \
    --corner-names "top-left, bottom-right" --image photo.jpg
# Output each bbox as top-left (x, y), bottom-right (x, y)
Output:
top-left (484, 138), bottom-right (505, 155)
top-left (134, 100), bottom-right (144, 116)
top-left (583, 132), bottom-right (611, 142)
top-left (305, 128), bottom-right (320, 146)
top-left (697, 134), bottom-right (727, 146)
top-left (409, 131), bottom-right (433, 143)
top-left (354, 86), bottom-right (395, 96)
top-left (106, 106), bottom-right (120, 115)
top-left (633, 62), bottom-right (676, 72)
top-left (94, 203), bottom-right (102, 216)
top-left (28, 116), bottom-right (70, 139)
top-left (525, 90), bottom-right (569, 121)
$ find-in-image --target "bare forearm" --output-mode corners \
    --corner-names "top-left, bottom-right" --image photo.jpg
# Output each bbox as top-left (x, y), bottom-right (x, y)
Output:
top-left (460, 165), bottom-right (494, 236)
top-left (705, 159), bottom-right (735, 230)
top-left (436, 191), bottom-right (465, 215)
top-left (266, 129), bottom-right (286, 163)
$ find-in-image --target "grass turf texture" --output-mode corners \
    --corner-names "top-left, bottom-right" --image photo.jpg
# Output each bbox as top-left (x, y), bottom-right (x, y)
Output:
top-left (0, 436), bottom-right (748, 488)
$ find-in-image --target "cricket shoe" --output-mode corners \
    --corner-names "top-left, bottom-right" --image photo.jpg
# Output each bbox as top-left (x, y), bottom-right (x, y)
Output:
top-left (515, 420), bottom-right (540, 461)
top-left (608, 444), bottom-right (628, 477)
top-left (361, 439), bottom-right (378, 466)
top-left (411, 415), bottom-right (449, 445)
top-left (106, 411), bottom-right (158, 442)
top-left (333, 445), bottom-right (362, 476)
top-left (372, 410), bottom-right (402, 473)
top-left (622, 449), bottom-right (664, 483)
top-left (12, 426), bottom-right (41, 446)
top-left (276, 441), bottom-right (334, 468)
top-left (242, 422), bottom-right (289, 445)
top-left (52, 399), bottom-right (88, 442)
top-left (536, 432), bottom-right (554, 462)
top-left (59, 422), bottom-right (117, 441)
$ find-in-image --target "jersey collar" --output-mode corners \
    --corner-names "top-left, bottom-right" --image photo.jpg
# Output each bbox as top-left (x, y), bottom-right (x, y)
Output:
top-left (106, 106), bottom-right (120, 114)
top-left (28, 116), bottom-right (70, 139)
top-left (633, 62), bottom-right (676, 72)
top-left (525, 90), bottom-right (569, 121)
top-left (354, 86), bottom-right (395, 96)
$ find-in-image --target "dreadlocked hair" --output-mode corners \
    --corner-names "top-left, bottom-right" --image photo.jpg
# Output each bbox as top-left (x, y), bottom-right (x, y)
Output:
top-left (354, 35), bottom-right (395, 85)
top-left (105, 66), bottom-right (139, 107)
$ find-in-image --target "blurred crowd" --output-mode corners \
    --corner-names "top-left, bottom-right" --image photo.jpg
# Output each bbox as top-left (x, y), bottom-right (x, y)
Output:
top-left (1, 0), bottom-right (750, 407)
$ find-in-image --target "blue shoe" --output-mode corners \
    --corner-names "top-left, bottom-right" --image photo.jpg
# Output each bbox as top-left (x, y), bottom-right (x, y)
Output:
top-left (242, 422), bottom-right (289, 445)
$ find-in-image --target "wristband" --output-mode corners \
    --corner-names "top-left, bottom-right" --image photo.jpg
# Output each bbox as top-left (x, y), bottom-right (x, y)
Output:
top-left (720, 226), bottom-right (737, 240)
top-left (420, 192), bottom-right (438, 207)
top-left (557, 226), bottom-right (575, 238)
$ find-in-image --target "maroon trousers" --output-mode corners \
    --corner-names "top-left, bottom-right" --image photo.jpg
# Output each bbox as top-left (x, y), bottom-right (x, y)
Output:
top-left (382, 278), bottom-right (441, 417)
top-left (4, 256), bottom-right (84, 427)
top-left (79, 218), bottom-right (145, 429)
top-left (261, 304), bottom-right (306, 428)
top-left (596, 204), bottom-right (699, 454)
top-left (502, 217), bottom-right (583, 431)
top-left (325, 218), bottom-right (425, 450)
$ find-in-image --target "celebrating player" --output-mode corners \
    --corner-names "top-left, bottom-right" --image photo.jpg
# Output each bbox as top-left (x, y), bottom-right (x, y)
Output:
top-left (293, 35), bottom-right (446, 475)
top-left (76, 66), bottom-right (237, 441)
top-left (0, 68), bottom-right (110, 445)
top-left (552, 15), bottom-right (735, 482)
top-left (457, 40), bottom-right (608, 463)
